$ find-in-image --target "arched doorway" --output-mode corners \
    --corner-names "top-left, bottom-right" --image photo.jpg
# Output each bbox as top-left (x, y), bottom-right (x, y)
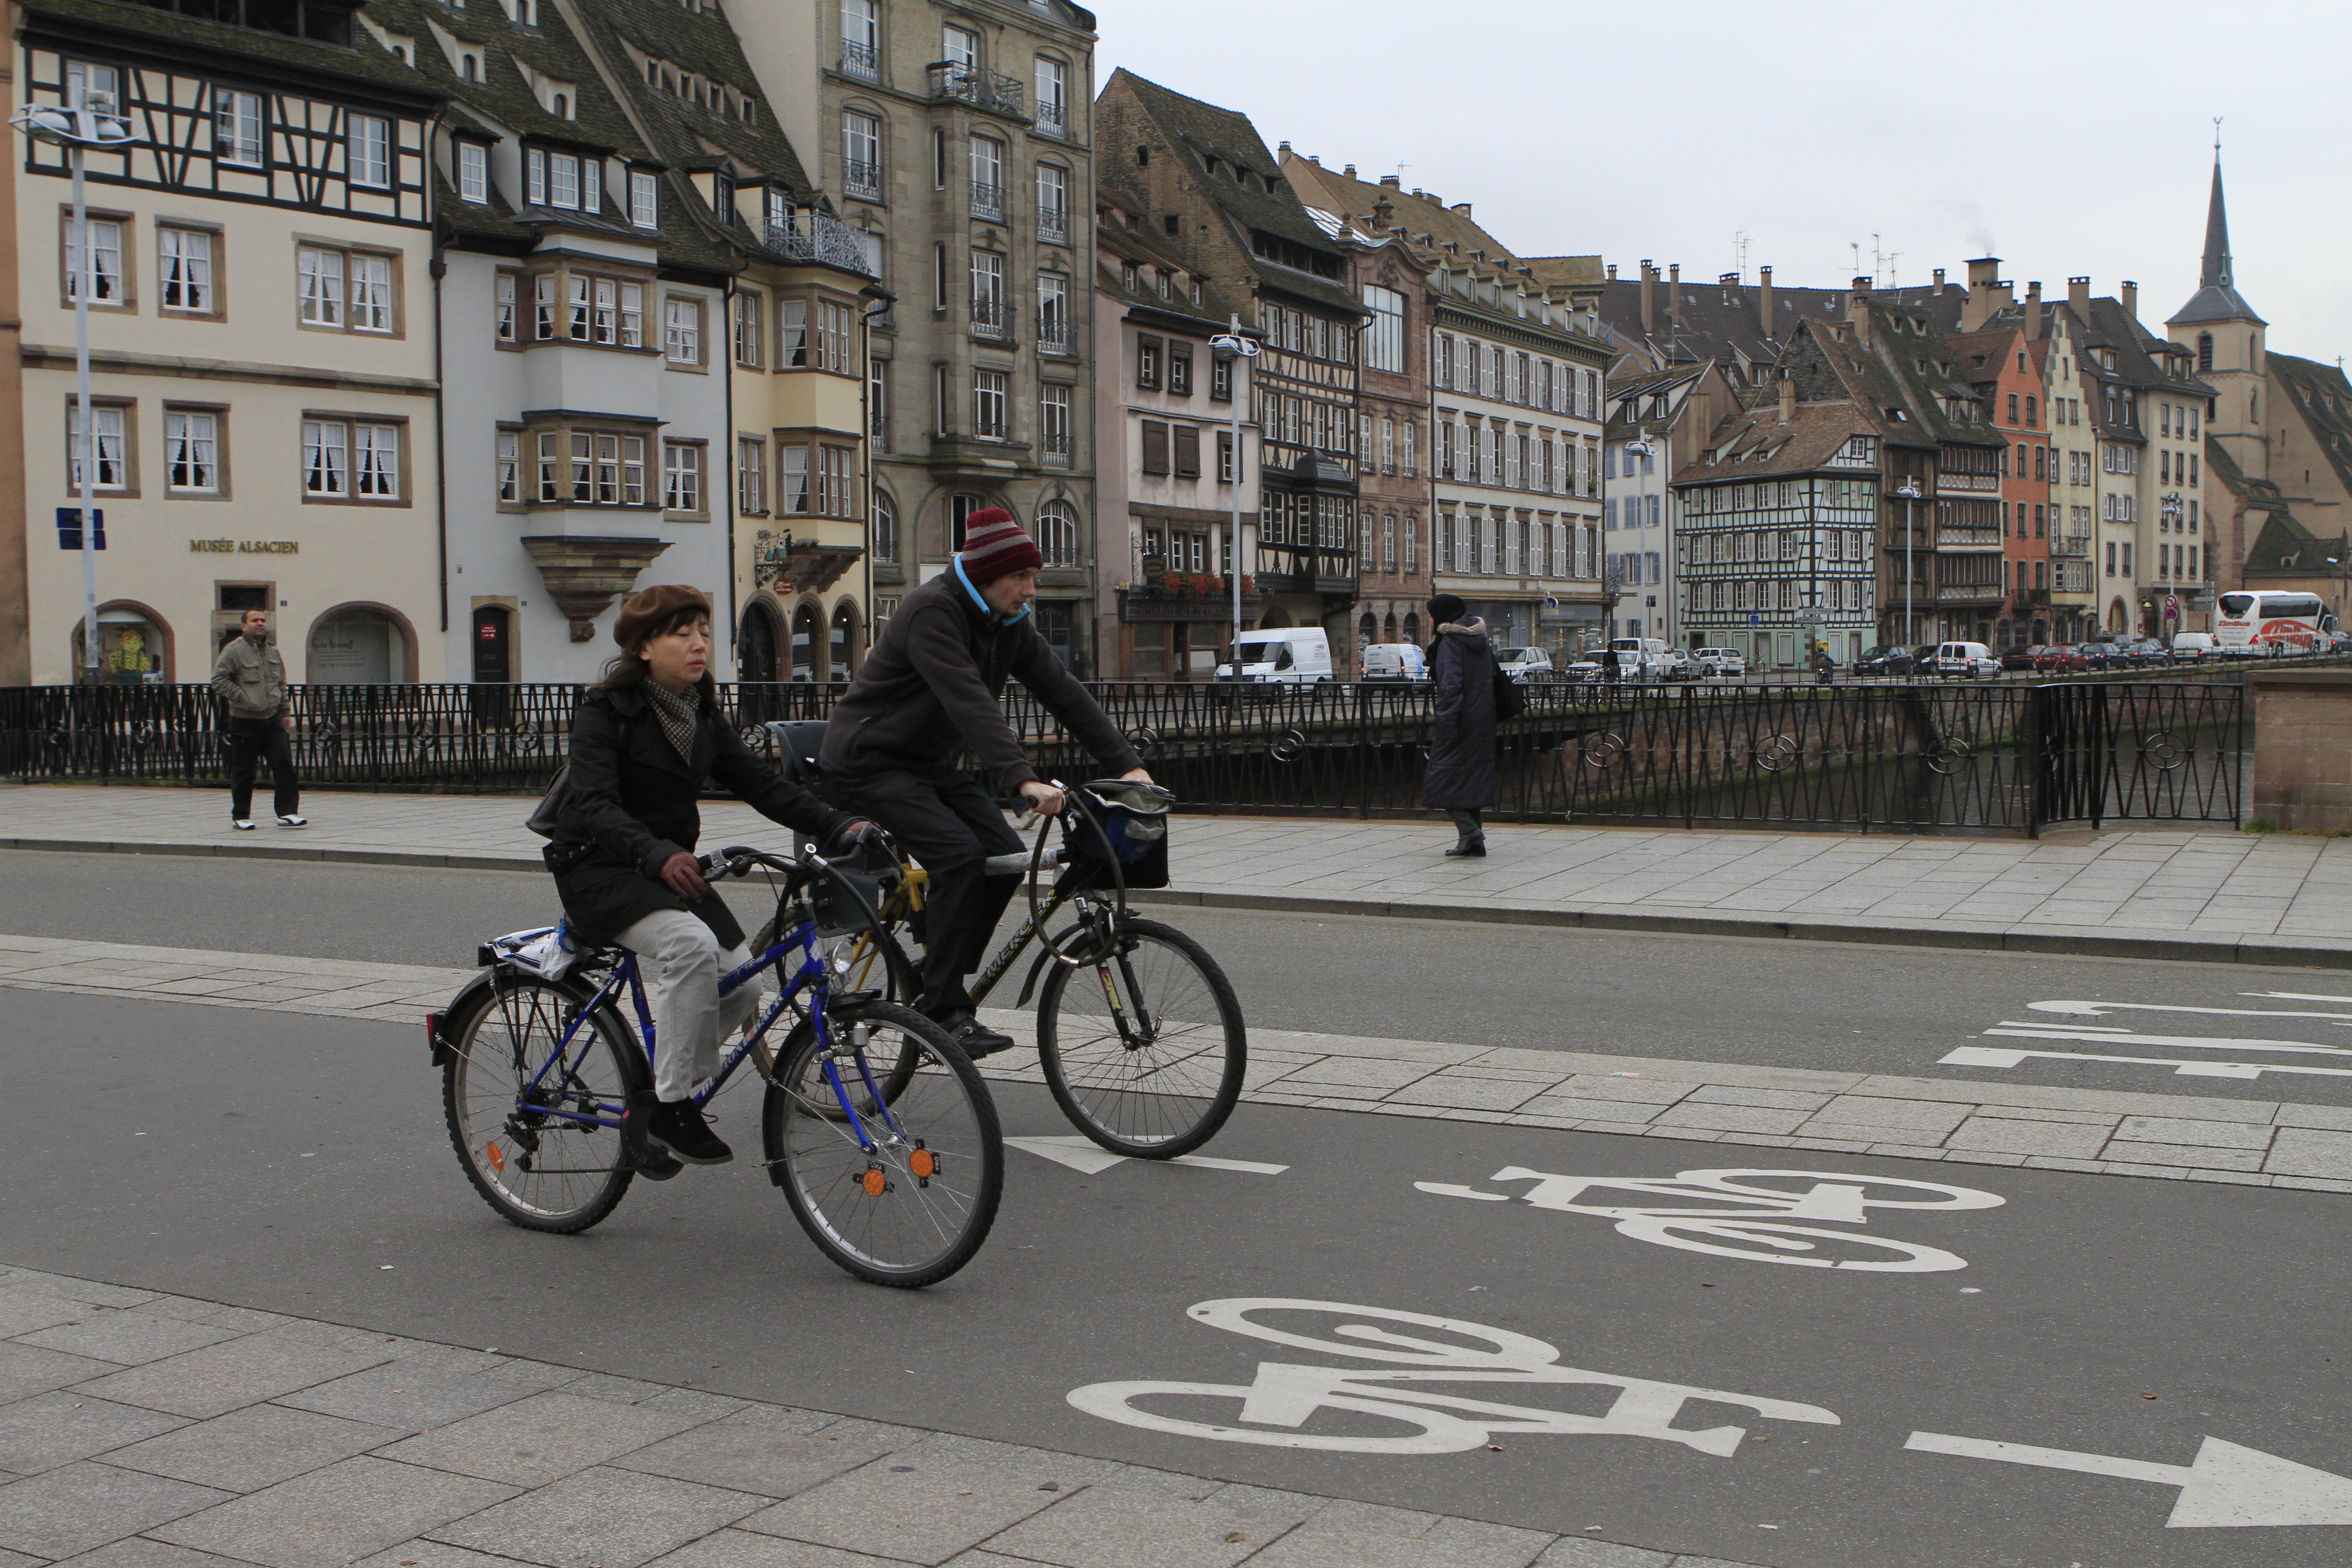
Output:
top-left (1402, 613), bottom-right (1420, 645)
top-left (789, 600), bottom-right (822, 681)
top-left (1383, 612), bottom-right (1398, 641)
top-left (1357, 611), bottom-right (1377, 646)
top-left (1994, 617), bottom-right (2013, 651)
top-left (739, 601), bottom-right (783, 682)
top-left (828, 599), bottom-right (860, 680)
top-left (2031, 617), bottom-right (2049, 647)
top-left (2107, 599), bottom-right (2128, 634)
top-left (71, 601), bottom-right (174, 684)
top-left (307, 604), bottom-right (415, 684)
top-left (1259, 608), bottom-right (1293, 631)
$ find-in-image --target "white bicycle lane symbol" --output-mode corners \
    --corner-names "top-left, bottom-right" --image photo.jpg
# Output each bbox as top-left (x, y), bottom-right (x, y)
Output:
top-left (1414, 1166), bottom-right (2005, 1272)
top-left (1067, 1298), bottom-right (1840, 1455)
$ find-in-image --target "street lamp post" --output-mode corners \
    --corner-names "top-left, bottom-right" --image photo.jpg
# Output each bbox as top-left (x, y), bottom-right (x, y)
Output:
top-left (1625, 434), bottom-right (1656, 645)
top-left (2160, 491), bottom-right (2185, 639)
top-left (1209, 322), bottom-right (1258, 666)
top-left (1895, 476), bottom-right (1923, 650)
top-left (13, 82), bottom-right (137, 685)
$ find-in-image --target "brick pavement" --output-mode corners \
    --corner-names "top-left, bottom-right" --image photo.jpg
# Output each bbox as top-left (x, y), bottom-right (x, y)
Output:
top-left (0, 1262), bottom-right (1754, 1568)
top-left (5, 784), bottom-right (2351, 965)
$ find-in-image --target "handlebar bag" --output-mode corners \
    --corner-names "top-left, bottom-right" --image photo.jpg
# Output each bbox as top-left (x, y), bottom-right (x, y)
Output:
top-left (1062, 789), bottom-right (1170, 892)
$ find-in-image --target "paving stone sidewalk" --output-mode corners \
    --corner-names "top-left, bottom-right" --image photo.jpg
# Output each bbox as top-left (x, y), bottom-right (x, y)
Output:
top-left (6, 932), bottom-right (2347, 1193)
top-left (5, 784), bottom-right (2351, 964)
top-left (0, 1261), bottom-right (1759, 1568)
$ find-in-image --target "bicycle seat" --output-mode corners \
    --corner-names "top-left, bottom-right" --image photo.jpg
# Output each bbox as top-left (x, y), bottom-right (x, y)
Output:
top-left (764, 720), bottom-right (831, 788)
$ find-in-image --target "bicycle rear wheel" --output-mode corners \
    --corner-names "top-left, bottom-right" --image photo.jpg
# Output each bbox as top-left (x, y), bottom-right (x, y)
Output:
top-left (443, 974), bottom-right (638, 1234)
top-left (762, 1000), bottom-right (1001, 1287)
top-left (1036, 918), bottom-right (1245, 1158)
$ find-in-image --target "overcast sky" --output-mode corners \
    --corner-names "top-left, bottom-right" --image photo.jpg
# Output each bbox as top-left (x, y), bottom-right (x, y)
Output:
top-left (1095, 0), bottom-right (2352, 365)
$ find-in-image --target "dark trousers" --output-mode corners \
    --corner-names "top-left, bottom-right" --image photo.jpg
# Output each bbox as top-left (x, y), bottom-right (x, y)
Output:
top-left (224, 719), bottom-right (299, 820)
top-left (830, 766), bottom-right (1023, 1019)
top-left (1446, 808), bottom-right (1485, 842)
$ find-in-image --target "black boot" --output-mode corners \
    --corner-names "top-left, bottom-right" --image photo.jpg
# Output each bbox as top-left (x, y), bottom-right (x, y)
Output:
top-left (620, 1092), bottom-right (682, 1180)
top-left (647, 1098), bottom-right (733, 1165)
top-left (1445, 835), bottom-right (1487, 858)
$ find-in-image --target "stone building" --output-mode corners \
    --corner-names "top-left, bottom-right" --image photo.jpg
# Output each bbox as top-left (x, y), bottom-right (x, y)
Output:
top-left (1950, 293), bottom-right (2056, 649)
top-left (757, 0), bottom-right (1098, 668)
top-left (1604, 361), bottom-right (1743, 654)
top-left (5, 0), bottom-right (442, 686)
top-left (1090, 190), bottom-right (1260, 678)
top-left (1094, 72), bottom-right (1362, 664)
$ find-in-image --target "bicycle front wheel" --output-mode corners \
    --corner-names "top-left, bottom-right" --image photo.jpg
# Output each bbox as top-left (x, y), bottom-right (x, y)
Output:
top-left (443, 974), bottom-right (638, 1234)
top-left (1037, 918), bottom-right (1246, 1158)
top-left (762, 1000), bottom-right (1002, 1288)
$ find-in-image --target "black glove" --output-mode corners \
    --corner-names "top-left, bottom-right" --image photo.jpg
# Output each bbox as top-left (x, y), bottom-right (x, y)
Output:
top-left (826, 819), bottom-right (885, 856)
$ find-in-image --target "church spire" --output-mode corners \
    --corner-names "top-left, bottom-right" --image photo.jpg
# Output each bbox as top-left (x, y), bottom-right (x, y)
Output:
top-left (2202, 127), bottom-right (2232, 289)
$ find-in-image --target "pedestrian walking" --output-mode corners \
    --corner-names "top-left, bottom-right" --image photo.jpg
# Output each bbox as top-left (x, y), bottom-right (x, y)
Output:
top-left (1602, 645), bottom-right (1622, 682)
top-left (1423, 593), bottom-right (1497, 858)
top-left (209, 609), bottom-right (304, 831)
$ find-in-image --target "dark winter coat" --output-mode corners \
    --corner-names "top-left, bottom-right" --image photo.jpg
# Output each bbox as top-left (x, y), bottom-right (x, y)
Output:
top-left (1423, 619), bottom-right (1498, 811)
top-left (548, 684), bottom-right (851, 948)
top-left (820, 567), bottom-right (1142, 794)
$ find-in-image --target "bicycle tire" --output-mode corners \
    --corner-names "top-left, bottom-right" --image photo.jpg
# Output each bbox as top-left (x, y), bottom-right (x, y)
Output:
top-left (1036, 918), bottom-right (1246, 1159)
top-left (747, 911), bottom-right (923, 1110)
top-left (443, 973), bottom-right (639, 1235)
top-left (761, 1000), bottom-right (1001, 1288)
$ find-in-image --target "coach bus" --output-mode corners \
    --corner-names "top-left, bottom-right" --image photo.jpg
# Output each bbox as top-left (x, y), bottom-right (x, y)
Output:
top-left (2214, 590), bottom-right (2331, 654)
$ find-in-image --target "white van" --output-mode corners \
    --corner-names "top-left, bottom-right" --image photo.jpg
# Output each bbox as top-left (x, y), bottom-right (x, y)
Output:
top-left (1606, 637), bottom-right (1673, 682)
top-left (1215, 627), bottom-right (1333, 684)
top-left (2170, 632), bottom-right (2216, 661)
top-left (1932, 641), bottom-right (1999, 678)
top-left (1362, 642), bottom-right (1428, 681)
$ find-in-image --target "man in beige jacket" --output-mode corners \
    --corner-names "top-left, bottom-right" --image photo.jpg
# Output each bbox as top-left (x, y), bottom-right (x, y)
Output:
top-left (209, 609), bottom-right (305, 830)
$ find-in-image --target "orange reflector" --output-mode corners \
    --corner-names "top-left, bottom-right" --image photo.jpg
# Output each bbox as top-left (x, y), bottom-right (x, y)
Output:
top-left (485, 1142), bottom-right (505, 1172)
top-left (859, 1166), bottom-right (888, 1196)
top-left (909, 1149), bottom-right (938, 1179)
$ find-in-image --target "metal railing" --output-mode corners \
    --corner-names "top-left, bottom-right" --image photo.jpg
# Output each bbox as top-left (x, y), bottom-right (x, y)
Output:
top-left (839, 40), bottom-right (880, 81)
top-left (842, 158), bottom-right (883, 201)
top-left (1035, 98), bottom-right (1067, 137)
top-left (930, 62), bottom-right (1025, 118)
top-left (1036, 206), bottom-right (1068, 245)
top-left (969, 179), bottom-right (1004, 220)
top-left (1036, 315), bottom-right (1071, 354)
top-left (764, 212), bottom-right (876, 275)
top-left (2, 680), bottom-right (2247, 836)
top-left (970, 294), bottom-right (1008, 338)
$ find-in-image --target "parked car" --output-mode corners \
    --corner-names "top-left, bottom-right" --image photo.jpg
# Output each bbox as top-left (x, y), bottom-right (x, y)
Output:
top-left (1605, 637), bottom-right (1675, 682)
top-left (1215, 627), bottom-right (1333, 685)
top-left (1855, 644), bottom-right (1925, 678)
top-left (1999, 645), bottom-right (2041, 671)
top-left (1658, 644), bottom-right (1694, 681)
top-left (1494, 646), bottom-right (1555, 683)
top-left (1362, 643), bottom-right (1428, 681)
top-left (1558, 657), bottom-right (1606, 683)
top-left (2035, 644), bottom-right (2088, 674)
top-left (1932, 641), bottom-right (2000, 679)
top-left (2170, 632), bottom-right (2216, 661)
top-left (1691, 647), bottom-right (1748, 678)
top-left (2134, 638), bottom-right (2175, 665)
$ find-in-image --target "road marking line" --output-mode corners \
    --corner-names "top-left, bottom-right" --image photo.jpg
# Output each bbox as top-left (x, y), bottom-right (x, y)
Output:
top-left (1986, 1024), bottom-right (2352, 1058)
top-left (1906, 1430), bottom-right (2352, 1529)
top-left (1942, 1045), bottom-right (2352, 1081)
top-left (1006, 1135), bottom-right (1288, 1176)
top-left (2032, 1000), bottom-right (2352, 1024)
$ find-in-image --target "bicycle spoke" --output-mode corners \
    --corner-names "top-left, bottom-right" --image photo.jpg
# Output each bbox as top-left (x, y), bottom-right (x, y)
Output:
top-left (1041, 921), bottom-right (1244, 1157)
top-left (445, 978), bottom-right (634, 1233)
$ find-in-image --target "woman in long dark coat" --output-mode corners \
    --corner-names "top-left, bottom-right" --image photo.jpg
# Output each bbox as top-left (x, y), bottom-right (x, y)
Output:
top-left (1422, 593), bottom-right (1498, 857)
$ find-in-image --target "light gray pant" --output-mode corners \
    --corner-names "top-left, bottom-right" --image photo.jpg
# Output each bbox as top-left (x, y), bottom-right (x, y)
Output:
top-left (615, 908), bottom-right (766, 1103)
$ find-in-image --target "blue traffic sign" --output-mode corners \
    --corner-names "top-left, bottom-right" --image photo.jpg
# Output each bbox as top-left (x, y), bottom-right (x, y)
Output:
top-left (57, 508), bottom-right (104, 550)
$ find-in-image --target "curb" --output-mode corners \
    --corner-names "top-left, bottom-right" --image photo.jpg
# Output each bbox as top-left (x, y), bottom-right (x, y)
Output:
top-left (12, 833), bottom-right (2344, 970)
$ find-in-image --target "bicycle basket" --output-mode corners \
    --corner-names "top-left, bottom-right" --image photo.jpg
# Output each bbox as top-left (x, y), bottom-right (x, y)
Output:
top-left (1061, 783), bottom-right (1171, 892)
top-left (808, 841), bottom-right (896, 938)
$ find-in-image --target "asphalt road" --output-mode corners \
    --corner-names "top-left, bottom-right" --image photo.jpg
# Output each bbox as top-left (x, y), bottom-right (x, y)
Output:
top-left (7, 848), bottom-right (2351, 1108)
top-left (5, 988), bottom-right (2346, 1568)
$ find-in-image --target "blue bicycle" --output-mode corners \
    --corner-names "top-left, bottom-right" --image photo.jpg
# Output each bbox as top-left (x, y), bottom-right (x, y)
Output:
top-left (429, 844), bottom-right (1002, 1287)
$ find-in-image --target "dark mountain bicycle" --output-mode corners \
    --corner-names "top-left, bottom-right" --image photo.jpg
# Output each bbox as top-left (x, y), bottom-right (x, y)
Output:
top-left (430, 843), bottom-right (1002, 1288)
top-left (766, 722), bottom-right (1247, 1161)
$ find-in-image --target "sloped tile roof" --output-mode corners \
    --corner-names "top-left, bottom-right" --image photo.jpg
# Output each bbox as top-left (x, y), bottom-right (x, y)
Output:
top-left (22, 0), bottom-right (442, 96)
top-left (2269, 353), bottom-right (2352, 499)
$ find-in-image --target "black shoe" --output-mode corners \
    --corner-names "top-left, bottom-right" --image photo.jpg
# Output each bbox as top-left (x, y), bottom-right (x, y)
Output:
top-left (647, 1099), bottom-right (733, 1165)
top-left (1444, 838), bottom-right (1488, 858)
top-left (619, 1092), bottom-right (681, 1178)
top-left (944, 1015), bottom-right (1018, 1059)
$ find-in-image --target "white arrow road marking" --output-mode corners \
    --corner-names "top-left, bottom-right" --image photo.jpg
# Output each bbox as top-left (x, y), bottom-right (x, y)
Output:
top-left (1942, 1045), bottom-right (2352, 1081)
top-left (1986, 1023), bottom-right (2352, 1058)
top-left (2245, 991), bottom-right (2352, 1004)
top-left (1906, 1431), bottom-right (2352, 1528)
top-left (1006, 1135), bottom-right (1289, 1176)
top-left (2030, 999), bottom-right (2352, 1023)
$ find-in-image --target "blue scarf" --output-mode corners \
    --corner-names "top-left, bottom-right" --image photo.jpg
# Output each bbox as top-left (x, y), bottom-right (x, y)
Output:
top-left (953, 556), bottom-right (1031, 625)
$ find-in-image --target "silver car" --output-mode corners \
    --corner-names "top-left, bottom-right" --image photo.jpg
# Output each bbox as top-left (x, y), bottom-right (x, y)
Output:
top-left (1691, 646), bottom-right (1747, 678)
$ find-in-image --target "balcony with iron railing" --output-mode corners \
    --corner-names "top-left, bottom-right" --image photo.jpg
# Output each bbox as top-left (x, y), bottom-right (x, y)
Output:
top-left (838, 40), bottom-right (879, 82)
top-left (1035, 98), bottom-right (1067, 138)
top-left (970, 294), bottom-right (1009, 340)
top-left (843, 158), bottom-right (882, 202)
top-left (970, 179), bottom-right (1005, 221)
top-left (1041, 430), bottom-right (1071, 466)
top-left (2051, 533), bottom-right (2093, 559)
top-left (930, 62), bottom-right (1027, 119)
top-left (764, 211), bottom-right (877, 275)
top-left (1036, 205), bottom-right (1069, 245)
top-left (1036, 315), bottom-right (1072, 355)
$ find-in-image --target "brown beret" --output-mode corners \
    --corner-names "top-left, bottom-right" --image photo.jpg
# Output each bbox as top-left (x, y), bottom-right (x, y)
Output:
top-left (613, 584), bottom-right (712, 650)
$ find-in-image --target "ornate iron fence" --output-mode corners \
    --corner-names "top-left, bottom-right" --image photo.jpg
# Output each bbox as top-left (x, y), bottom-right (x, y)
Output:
top-left (0, 680), bottom-right (2244, 834)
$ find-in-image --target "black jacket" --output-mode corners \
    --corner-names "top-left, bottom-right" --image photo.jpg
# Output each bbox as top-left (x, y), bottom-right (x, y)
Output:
top-left (820, 569), bottom-right (1141, 793)
top-left (549, 684), bottom-right (850, 948)
top-left (1423, 620), bottom-right (1499, 811)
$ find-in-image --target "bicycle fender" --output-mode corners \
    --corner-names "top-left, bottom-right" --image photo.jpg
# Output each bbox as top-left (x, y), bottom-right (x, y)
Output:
top-left (428, 970), bottom-right (500, 1068)
top-left (1014, 946), bottom-right (1058, 1009)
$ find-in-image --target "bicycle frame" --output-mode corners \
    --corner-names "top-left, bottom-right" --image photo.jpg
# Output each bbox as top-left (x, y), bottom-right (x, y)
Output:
top-left (494, 910), bottom-right (910, 1156)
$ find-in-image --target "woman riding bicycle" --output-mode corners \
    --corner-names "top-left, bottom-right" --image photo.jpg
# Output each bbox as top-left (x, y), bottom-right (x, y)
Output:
top-left (545, 585), bottom-right (875, 1170)
top-left (820, 511), bottom-right (1151, 1058)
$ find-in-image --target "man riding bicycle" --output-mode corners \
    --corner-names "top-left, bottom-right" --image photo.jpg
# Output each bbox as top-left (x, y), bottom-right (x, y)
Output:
top-left (821, 510), bottom-right (1152, 1058)
top-left (546, 585), bottom-right (878, 1171)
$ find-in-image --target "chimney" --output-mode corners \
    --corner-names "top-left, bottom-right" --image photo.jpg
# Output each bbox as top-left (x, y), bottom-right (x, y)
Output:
top-left (2068, 276), bottom-right (2091, 316)
top-left (1690, 385), bottom-right (1712, 446)
top-left (1850, 277), bottom-right (1873, 346)
top-left (1277, 141), bottom-right (1292, 155)
top-left (1639, 260), bottom-right (1656, 337)
top-left (1966, 256), bottom-right (2001, 291)
top-left (2121, 279), bottom-right (2138, 320)
top-left (1373, 197), bottom-right (1393, 223)
top-left (1758, 265), bottom-right (1774, 336)
top-left (1450, 201), bottom-right (1473, 217)
top-left (1779, 373), bottom-right (1796, 426)
top-left (1960, 267), bottom-right (2013, 333)
top-left (2025, 280), bottom-right (2043, 340)
top-left (1606, 263), bottom-right (1617, 282)
top-left (1378, 173), bottom-right (1400, 189)
top-left (1933, 268), bottom-right (1945, 290)
top-left (1667, 263), bottom-right (1682, 329)
top-left (1307, 154), bottom-right (1320, 166)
